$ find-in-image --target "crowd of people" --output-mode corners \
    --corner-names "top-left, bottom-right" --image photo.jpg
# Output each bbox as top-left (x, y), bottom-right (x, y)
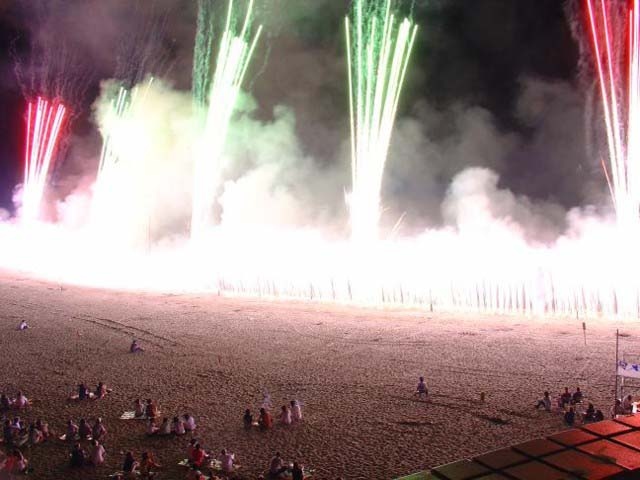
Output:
top-left (533, 386), bottom-right (617, 426)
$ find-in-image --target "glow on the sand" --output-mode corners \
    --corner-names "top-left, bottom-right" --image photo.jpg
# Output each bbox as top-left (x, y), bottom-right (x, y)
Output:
top-left (20, 97), bottom-right (67, 223)
top-left (586, 0), bottom-right (640, 231)
top-left (191, 0), bottom-right (262, 239)
top-left (345, 0), bottom-right (417, 243)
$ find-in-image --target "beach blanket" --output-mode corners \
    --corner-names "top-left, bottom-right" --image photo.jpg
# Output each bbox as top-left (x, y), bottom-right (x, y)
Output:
top-left (119, 411), bottom-right (159, 420)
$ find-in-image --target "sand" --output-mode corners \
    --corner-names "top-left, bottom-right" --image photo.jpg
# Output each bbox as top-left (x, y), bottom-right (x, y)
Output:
top-left (0, 269), bottom-right (633, 480)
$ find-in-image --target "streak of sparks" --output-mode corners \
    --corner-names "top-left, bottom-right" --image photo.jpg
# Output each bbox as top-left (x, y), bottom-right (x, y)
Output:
top-left (586, 0), bottom-right (640, 230)
top-left (345, 0), bottom-right (417, 244)
top-left (191, 0), bottom-right (262, 239)
top-left (21, 97), bottom-right (67, 224)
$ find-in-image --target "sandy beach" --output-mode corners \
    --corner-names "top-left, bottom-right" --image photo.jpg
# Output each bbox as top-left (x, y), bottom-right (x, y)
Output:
top-left (0, 269), bottom-right (632, 479)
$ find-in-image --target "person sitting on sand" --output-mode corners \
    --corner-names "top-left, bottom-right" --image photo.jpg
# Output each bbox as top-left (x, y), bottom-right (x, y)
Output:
top-left (416, 376), bottom-right (428, 398)
top-left (70, 442), bottom-right (87, 467)
top-left (77, 383), bottom-right (90, 401)
top-left (14, 391), bottom-right (29, 410)
top-left (134, 399), bottom-right (145, 417)
top-left (123, 451), bottom-right (138, 475)
top-left (584, 403), bottom-right (596, 422)
top-left (89, 439), bottom-right (106, 466)
top-left (79, 418), bottom-right (91, 440)
top-left (535, 391), bottom-right (551, 411)
top-left (92, 417), bottom-right (106, 441)
top-left (611, 399), bottom-right (626, 418)
top-left (269, 452), bottom-right (288, 478)
top-left (130, 339), bottom-right (144, 353)
top-left (146, 419), bottom-right (159, 436)
top-left (17, 320), bottom-right (28, 331)
top-left (280, 405), bottom-right (292, 426)
top-left (572, 387), bottom-right (583, 404)
top-left (183, 414), bottom-right (196, 432)
top-left (560, 387), bottom-right (572, 407)
top-left (95, 382), bottom-right (108, 399)
top-left (244, 409), bottom-right (253, 429)
top-left (259, 408), bottom-right (273, 430)
top-left (2, 449), bottom-right (28, 474)
top-left (291, 400), bottom-right (302, 422)
top-left (173, 416), bottom-right (186, 436)
top-left (187, 439), bottom-right (197, 460)
top-left (623, 394), bottom-right (635, 414)
top-left (1, 393), bottom-right (12, 410)
top-left (292, 462), bottom-right (304, 480)
top-left (219, 448), bottom-right (235, 473)
top-left (35, 418), bottom-right (50, 439)
top-left (159, 417), bottom-right (171, 436)
top-left (28, 423), bottom-right (43, 445)
top-left (564, 407), bottom-right (575, 426)
top-left (139, 451), bottom-right (161, 479)
top-left (3, 419), bottom-right (14, 446)
top-left (66, 419), bottom-right (79, 440)
top-left (145, 399), bottom-right (158, 419)
top-left (191, 444), bottom-right (206, 468)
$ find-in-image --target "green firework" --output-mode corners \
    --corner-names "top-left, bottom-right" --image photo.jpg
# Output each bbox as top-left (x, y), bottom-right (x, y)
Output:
top-left (345, 0), bottom-right (418, 243)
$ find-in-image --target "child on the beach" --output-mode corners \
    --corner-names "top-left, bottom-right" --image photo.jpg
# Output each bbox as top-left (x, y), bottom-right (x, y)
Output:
top-left (243, 409), bottom-right (253, 429)
top-left (290, 400), bottom-right (302, 422)
top-left (416, 376), bottom-right (428, 398)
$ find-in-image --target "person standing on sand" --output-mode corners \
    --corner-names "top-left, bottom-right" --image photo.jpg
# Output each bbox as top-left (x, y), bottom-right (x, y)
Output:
top-left (416, 376), bottom-right (428, 399)
top-left (17, 320), bottom-right (28, 330)
top-left (243, 409), bottom-right (253, 429)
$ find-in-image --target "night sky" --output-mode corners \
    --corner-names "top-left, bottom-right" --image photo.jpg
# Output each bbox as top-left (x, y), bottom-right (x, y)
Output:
top-left (0, 1), bottom-right (593, 224)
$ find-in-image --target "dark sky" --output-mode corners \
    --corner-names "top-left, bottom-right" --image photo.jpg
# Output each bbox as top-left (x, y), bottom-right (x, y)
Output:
top-left (0, 0), bottom-right (592, 219)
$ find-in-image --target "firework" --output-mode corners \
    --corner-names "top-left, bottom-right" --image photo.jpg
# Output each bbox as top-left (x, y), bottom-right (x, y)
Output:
top-left (345, 0), bottom-right (417, 244)
top-left (190, 0), bottom-right (262, 239)
top-left (586, 0), bottom-right (640, 231)
top-left (20, 97), bottom-right (67, 223)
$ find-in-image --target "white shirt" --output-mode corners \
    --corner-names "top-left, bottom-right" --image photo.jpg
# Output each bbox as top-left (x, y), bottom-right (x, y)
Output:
top-left (91, 444), bottom-right (106, 465)
top-left (15, 395), bottom-right (28, 408)
top-left (220, 453), bottom-right (235, 472)
top-left (292, 403), bottom-right (302, 421)
top-left (185, 416), bottom-right (196, 431)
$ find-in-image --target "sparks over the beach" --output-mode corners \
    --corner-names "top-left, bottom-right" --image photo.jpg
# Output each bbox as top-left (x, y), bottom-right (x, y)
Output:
top-left (21, 97), bottom-right (67, 223)
top-left (586, 0), bottom-right (640, 231)
top-left (190, 0), bottom-right (262, 239)
top-left (345, 0), bottom-right (418, 244)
